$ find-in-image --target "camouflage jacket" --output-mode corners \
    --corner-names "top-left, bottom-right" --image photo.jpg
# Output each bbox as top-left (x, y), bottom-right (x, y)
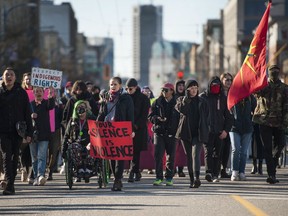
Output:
top-left (253, 79), bottom-right (288, 128)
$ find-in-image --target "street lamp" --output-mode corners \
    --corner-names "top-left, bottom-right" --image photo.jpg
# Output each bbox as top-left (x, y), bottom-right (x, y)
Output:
top-left (1, 2), bottom-right (37, 39)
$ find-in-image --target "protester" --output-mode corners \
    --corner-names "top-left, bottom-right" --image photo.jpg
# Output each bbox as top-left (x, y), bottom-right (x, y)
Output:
top-left (148, 83), bottom-right (179, 186)
top-left (199, 76), bottom-right (233, 183)
top-left (230, 96), bottom-right (256, 181)
top-left (174, 80), bottom-right (186, 177)
top-left (47, 90), bottom-right (64, 180)
top-left (0, 67), bottom-right (33, 195)
top-left (30, 86), bottom-right (55, 186)
top-left (62, 100), bottom-right (96, 183)
top-left (141, 86), bottom-right (156, 174)
top-left (250, 122), bottom-right (264, 175)
top-left (125, 78), bottom-right (150, 182)
top-left (175, 80), bottom-right (209, 188)
top-left (253, 65), bottom-right (288, 184)
top-left (20, 72), bottom-right (34, 183)
top-left (85, 81), bottom-right (93, 95)
top-left (61, 81), bottom-right (73, 106)
top-left (62, 80), bottom-right (98, 130)
top-left (97, 77), bottom-right (134, 191)
top-left (219, 72), bottom-right (233, 178)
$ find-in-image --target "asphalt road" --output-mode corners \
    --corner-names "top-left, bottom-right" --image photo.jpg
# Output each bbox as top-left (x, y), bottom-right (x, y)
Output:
top-left (0, 162), bottom-right (287, 216)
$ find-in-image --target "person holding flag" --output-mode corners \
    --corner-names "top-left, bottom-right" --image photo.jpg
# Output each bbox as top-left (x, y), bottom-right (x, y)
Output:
top-left (253, 65), bottom-right (288, 184)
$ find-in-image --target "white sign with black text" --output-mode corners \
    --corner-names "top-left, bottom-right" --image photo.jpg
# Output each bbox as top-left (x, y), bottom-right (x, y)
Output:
top-left (31, 67), bottom-right (63, 89)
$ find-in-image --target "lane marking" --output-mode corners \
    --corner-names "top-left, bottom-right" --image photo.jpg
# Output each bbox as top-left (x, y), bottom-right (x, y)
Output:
top-left (231, 195), bottom-right (268, 216)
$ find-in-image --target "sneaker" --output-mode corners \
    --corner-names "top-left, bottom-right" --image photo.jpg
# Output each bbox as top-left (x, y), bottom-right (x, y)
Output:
top-left (166, 179), bottom-right (173, 186)
top-left (59, 164), bottom-right (65, 174)
top-left (111, 180), bottom-right (123, 191)
top-left (153, 179), bottom-right (163, 186)
top-left (192, 179), bottom-right (201, 188)
top-left (135, 172), bottom-right (142, 181)
top-left (239, 173), bottom-right (246, 181)
top-left (38, 176), bottom-right (46, 186)
top-left (147, 169), bottom-right (154, 174)
top-left (205, 173), bottom-right (213, 182)
top-left (231, 171), bottom-right (239, 181)
top-left (21, 169), bottom-right (28, 182)
top-left (212, 177), bottom-right (219, 183)
top-left (33, 178), bottom-right (39, 186)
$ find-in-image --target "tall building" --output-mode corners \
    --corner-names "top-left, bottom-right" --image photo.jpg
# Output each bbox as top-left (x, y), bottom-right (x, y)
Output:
top-left (133, 5), bottom-right (162, 86)
top-left (40, 0), bottom-right (78, 78)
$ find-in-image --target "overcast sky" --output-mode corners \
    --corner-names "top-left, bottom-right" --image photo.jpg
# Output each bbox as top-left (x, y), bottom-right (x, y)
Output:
top-left (54, 0), bottom-right (228, 77)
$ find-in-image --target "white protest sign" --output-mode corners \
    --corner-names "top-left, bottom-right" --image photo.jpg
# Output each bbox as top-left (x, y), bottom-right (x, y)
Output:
top-left (31, 67), bottom-right (63, 89)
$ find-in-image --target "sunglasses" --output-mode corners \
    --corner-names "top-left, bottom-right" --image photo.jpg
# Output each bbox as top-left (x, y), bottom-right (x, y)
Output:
top-left (125, 87), bottom-right (134, 91)
top-left (161, 88), bottom-right (169, 93)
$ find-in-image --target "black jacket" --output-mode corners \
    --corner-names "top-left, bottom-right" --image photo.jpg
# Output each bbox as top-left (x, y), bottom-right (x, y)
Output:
top-left (148, 96), bottom-right (180, 137)
top-left (97, 91), bottom-right (134, 124)
top-left (175, 96), bottom-right (209, 143)
top-left (0, 82), bottom-right (33, 137)
top-left (31, 97), bottom-right (55, 141)
top-left (199, 77), bottom-right (233, 134)
top-left (129, 87), bottom-right (150, 152)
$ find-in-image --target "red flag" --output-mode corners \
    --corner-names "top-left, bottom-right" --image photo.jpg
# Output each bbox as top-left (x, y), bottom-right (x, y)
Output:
top-left (227, 2), bottom-right (271, 110)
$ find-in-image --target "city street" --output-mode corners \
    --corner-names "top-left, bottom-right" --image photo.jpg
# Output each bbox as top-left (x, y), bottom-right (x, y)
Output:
top-left (0, 162), bottom-right (287, 216)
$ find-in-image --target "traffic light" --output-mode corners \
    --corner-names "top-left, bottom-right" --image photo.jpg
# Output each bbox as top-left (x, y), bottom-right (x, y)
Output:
top-left (177, 71), bottom-right (184, 79)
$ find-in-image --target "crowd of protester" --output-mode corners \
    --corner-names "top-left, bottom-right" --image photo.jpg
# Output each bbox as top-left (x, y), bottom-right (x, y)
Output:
top-left (0, 64), bottom-right (287, 195)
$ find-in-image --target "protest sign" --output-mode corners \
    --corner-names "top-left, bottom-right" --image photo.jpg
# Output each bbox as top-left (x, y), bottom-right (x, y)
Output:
top-left (31, 67), bottom-right (62, 89)
top-left (88, 120), bottom-right (133, 160)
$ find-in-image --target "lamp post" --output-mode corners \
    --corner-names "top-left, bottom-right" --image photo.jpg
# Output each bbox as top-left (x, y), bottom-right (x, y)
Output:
top-left (1, 2), bottom-right (37, 39)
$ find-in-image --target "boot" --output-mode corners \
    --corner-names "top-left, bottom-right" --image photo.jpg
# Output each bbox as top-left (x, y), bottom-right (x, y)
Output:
top-left (221, 169), bottom-right (231, 178)
top-left (258, 160), bottom-right (263, 175)
top-left (127, 171), bottom-right (134, 183)
top-left (111, 180), bottom-right (123, 191)
top-left (251, 159), bottom-right (257, 174)
top-left (135, 172), bottom-right (142, 181)
top-left (189, 173), bottom-right (194, 188)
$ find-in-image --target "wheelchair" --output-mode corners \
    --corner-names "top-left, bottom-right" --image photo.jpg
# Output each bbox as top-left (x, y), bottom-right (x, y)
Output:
top-left (64, 142), bottom-right (110, 189)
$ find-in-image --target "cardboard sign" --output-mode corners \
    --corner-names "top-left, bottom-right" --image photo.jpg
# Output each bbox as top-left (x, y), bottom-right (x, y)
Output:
top-left (31, 67), bottom-right (62, 89)
top-left (88, 120), bottom-right (133, 160)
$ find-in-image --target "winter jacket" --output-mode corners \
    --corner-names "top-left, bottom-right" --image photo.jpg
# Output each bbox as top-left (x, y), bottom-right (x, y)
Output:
top-left (97, 91), bottom-right (134, 124)
top-left (230, 96), bottom-right (256, 134)
top-left (253, 79), bottom-right (288, 128)
top-left (148, 96), bottom-right (180, 137)
top-left (0, 82), bottom-right (33, 137)
top-left (199, 76), bottom-right (233, 134)
top-left (129, 87), bottom-right (150, 152)
top-left (175, 96), bottom-right (209, 143)
top-left (31, 97), bottom-right (55, 141)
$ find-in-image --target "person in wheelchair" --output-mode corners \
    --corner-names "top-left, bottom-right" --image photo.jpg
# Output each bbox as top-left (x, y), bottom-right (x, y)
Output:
top-left (62, 100), bottom-right (96, 183)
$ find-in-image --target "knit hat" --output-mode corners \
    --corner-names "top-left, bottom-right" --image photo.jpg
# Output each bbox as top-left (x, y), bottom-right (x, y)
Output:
top-left (268, 65), bottom-right (280, 71)
top-left (162, 83), bottom-right (174, 91)
top-left (126, 78), bottom-right (138, 87)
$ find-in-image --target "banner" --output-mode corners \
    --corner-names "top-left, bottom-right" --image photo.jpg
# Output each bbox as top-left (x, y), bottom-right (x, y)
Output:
top-left (88, 120), bottom-right (133, 160)
top-left (227, 2), bottom-right (271, 110)
top-left (31, 67), bottom-right (62, 89)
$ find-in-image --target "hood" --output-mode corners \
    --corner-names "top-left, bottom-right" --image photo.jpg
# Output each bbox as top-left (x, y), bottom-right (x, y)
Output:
top-left (207, 76), bottom-right (222, 94)
top-left (175, 79), bottom-right (185, 96)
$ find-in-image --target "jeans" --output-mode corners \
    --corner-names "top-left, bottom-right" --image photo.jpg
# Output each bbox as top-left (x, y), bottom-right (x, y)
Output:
top-left (230, 132), bottom-right (252, 173)
top-left (154, 134), bottom-right (176, 180)
top-left (30, 140), bottom-right (49, 178)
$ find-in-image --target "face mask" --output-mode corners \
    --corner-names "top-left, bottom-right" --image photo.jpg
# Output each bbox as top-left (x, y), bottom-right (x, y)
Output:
top-left (210, 84), bottom-right (220, 94)
top-left (269, 70), bottom-right (280, 81)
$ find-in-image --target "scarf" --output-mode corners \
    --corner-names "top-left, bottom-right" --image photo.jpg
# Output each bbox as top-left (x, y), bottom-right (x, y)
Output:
top-left (109, 89), bottom-right (121, 102)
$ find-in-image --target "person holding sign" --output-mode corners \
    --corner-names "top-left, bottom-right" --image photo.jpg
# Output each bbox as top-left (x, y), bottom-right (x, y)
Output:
top-left (30, 86), bottom-right (55, 186)
top-left (148, 83), bottom-right (180, 186)
top-left (97, 77), bottom-right (134, 191)
top-left (62, 100), bottom-right (96, 183)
